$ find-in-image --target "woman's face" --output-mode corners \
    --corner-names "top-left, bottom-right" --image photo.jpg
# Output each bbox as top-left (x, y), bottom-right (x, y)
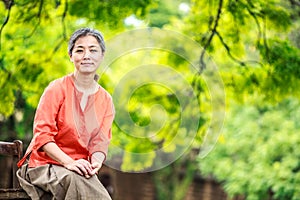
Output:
top-left (70, 35), bottom-right (104, 74)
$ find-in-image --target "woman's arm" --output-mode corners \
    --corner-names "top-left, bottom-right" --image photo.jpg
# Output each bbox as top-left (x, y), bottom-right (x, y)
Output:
top-left (42, 142), bottom-right (94, 178)
top-left (90, 151), bottom-right (106, 174)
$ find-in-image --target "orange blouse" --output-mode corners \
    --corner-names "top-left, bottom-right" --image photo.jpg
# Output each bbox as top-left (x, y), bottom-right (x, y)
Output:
top-left (17, 74), bottom-right (115, 168)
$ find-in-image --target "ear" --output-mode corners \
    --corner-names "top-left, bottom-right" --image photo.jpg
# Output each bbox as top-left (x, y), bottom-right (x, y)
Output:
top-left (69, 54), bottom-right (73, 62)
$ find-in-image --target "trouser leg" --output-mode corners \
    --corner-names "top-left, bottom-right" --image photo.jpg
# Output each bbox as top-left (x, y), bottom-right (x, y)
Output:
top-left (16, 164), bottom-right (53, 200)
top-left (51, 164), bottom-right (112, 200)
top-left (17, 164), bottom-right (112, 200)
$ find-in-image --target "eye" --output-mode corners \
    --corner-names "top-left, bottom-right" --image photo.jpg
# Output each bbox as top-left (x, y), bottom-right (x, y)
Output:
top-left (75, 49), bottom-right (84, 53)
top-left (90, 49), bottom-right (98, 52)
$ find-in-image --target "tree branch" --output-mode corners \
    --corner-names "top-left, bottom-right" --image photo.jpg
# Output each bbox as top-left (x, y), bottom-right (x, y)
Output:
top-left (289, 0), bottom-right (300, 7)
top-left (215, 30), bottom-right (263, 67)
top-left (22, 0), bottom-right (44, 39)
top-left (199, 0), bottom-right (223, 74)
top-left (2, 0), bottom-right (13, 9)
top-left (244, 0), bottom-right (262, 45)
top-left (0, 0), bottom-right (13, 51)
top-left (61, 0), bottom-right (68, 40)
top-left (262, 15), bottom-right (270, 63)
top-left (47, 0), bottom-right (68, 60)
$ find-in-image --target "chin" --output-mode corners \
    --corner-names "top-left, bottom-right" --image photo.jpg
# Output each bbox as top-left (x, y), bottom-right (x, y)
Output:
top-left (79, 68), bottom-right (97, 72)
top-left (80, 71), bottom-right (96, 75)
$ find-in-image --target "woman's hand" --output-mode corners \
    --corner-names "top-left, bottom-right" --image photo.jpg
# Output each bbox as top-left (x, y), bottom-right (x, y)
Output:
top-left (64, 159), bottom-right (94, 178)
top-left (90, 152), bottom-right (105, 175)
top-left (91, 161), bottom-right (102, 175)
top-left (42, 142), bottom-right (95, 178)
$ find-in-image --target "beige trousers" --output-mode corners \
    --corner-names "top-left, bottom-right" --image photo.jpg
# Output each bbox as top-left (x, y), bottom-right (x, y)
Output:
top-left (16, 163), bottom-right (112, 200)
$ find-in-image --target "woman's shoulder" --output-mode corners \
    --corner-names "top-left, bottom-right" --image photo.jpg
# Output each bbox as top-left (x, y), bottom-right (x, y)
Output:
top-left (97, 85), bottom-right (112, 100)
top-left (47, 74), bottom-right (73, 89)
top-left (42, 74), bottom-right (73, 97)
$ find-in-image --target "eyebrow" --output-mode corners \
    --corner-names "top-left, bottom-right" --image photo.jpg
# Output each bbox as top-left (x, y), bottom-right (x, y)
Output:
top-left (74, 44), bottom-right (100, 48)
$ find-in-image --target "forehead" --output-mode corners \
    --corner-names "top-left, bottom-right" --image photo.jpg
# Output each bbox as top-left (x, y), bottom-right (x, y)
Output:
top-left (74, 35), bottom-right (100, 47)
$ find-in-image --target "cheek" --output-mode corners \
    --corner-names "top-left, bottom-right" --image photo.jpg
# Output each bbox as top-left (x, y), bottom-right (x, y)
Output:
top-left (71, 55), bottom-right (82, 63)
top-left (95, 54), bottom-right (104, 62)
top-left (91, 53), bottom-right (103, 61)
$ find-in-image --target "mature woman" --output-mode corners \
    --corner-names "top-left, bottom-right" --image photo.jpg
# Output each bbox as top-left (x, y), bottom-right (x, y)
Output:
top-left (17, 28), bottom-right (115, 200)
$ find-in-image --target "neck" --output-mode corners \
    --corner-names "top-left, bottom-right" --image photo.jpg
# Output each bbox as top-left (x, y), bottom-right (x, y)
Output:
top-left (73, 71), bottom-right (96, 90)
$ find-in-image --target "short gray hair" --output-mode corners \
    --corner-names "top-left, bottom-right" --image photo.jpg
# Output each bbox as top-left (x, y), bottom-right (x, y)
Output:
top-left (68, 27), bottom-right (105, 56)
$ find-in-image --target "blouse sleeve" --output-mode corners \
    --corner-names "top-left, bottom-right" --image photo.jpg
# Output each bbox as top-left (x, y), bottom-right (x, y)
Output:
top-left (32, 80), bottom-right (65, 151)
top-left (89, 94), bottom-right (115, 160)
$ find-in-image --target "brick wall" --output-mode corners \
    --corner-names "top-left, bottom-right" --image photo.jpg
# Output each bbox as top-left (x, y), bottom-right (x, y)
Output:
top-left (98, 165), bottom-right (241, 200)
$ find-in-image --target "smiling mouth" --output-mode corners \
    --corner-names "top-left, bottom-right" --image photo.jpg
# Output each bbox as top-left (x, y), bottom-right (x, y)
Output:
top-left (81, 63), bottom-right (93, 65)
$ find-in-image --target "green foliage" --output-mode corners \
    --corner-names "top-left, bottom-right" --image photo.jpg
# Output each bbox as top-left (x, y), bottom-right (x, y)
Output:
top-left (147, 0), bottom-right (186, 28)
top-left (182, 0), bottom-right (300, 101)
top-left (1, 0), bottom-right (300, 198)
top-left (153, 156), bottom-right (198, 200)
top-left (0, 0), bottom-right (154, 119)
top-left (69, 0), bottom-right (152, 27)
top-left (0, 78), bottom-right (15, 117)
top-left (199, 99), bottom-right (300, 200)
top-left (107, 49), bottom-right (204, 172)
top-left (263, 39), bottom-right (300, 78)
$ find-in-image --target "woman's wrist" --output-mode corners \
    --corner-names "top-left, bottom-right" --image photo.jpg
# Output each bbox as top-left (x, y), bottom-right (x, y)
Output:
top-left (91, 152), bottom-right (105, 164)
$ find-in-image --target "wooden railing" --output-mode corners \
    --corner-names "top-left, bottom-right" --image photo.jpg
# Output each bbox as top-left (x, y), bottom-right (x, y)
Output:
top-left (0, 140), bottom-right (30, 199)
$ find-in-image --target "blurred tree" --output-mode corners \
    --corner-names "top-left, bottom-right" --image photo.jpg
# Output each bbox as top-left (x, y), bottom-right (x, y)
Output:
top-left (177, 1), bottom-right (300, 199)
top-left (175, 0), bottom-right (300, 102)
top-left (158, 0), bottom-right (300, 199)
top-left (1, 0), bottom-right (300, 198)
top-left (0, 0), bottom-right (154, 117)
top-left (146, 0), bottom-right (187, 27)
top-left (0, 0), bottom-right (155, 142)
top-left (199, 98), bottom-right (300, 200)
top-left (152, 147), bottom-right (200, 200)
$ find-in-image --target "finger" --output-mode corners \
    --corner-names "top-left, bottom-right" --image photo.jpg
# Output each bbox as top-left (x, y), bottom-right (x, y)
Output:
top-left (91, 162), bottom-right (102, 169)
top-left (65, 163), bottom-right (82, 175)
top-left (78, 160), bottom-right (93, 173)
top-left (71, 166), bottom-right (83, 176)
top-left (90, 162), bottom-right (101, 175)
top-left (85, 174), bottom-right (91, 179)
top-left (76, 160), bottom-right (92, 174)
top-left (91, 168), bottom-right (99, 175)
top-left (76, 163), bottom-right (90, 176)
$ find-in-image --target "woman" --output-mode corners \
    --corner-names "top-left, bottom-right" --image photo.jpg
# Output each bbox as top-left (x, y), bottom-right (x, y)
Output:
top-left (17, 28), bottom-right (115, 200)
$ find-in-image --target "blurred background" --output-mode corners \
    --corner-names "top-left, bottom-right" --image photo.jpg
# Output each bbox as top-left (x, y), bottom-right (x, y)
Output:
top-left (1, 0), bottom-right (300, 199)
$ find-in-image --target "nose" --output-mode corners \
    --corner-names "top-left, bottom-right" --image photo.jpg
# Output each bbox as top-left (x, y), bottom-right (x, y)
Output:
top-left (83, 50), bottom-right (92, 59)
